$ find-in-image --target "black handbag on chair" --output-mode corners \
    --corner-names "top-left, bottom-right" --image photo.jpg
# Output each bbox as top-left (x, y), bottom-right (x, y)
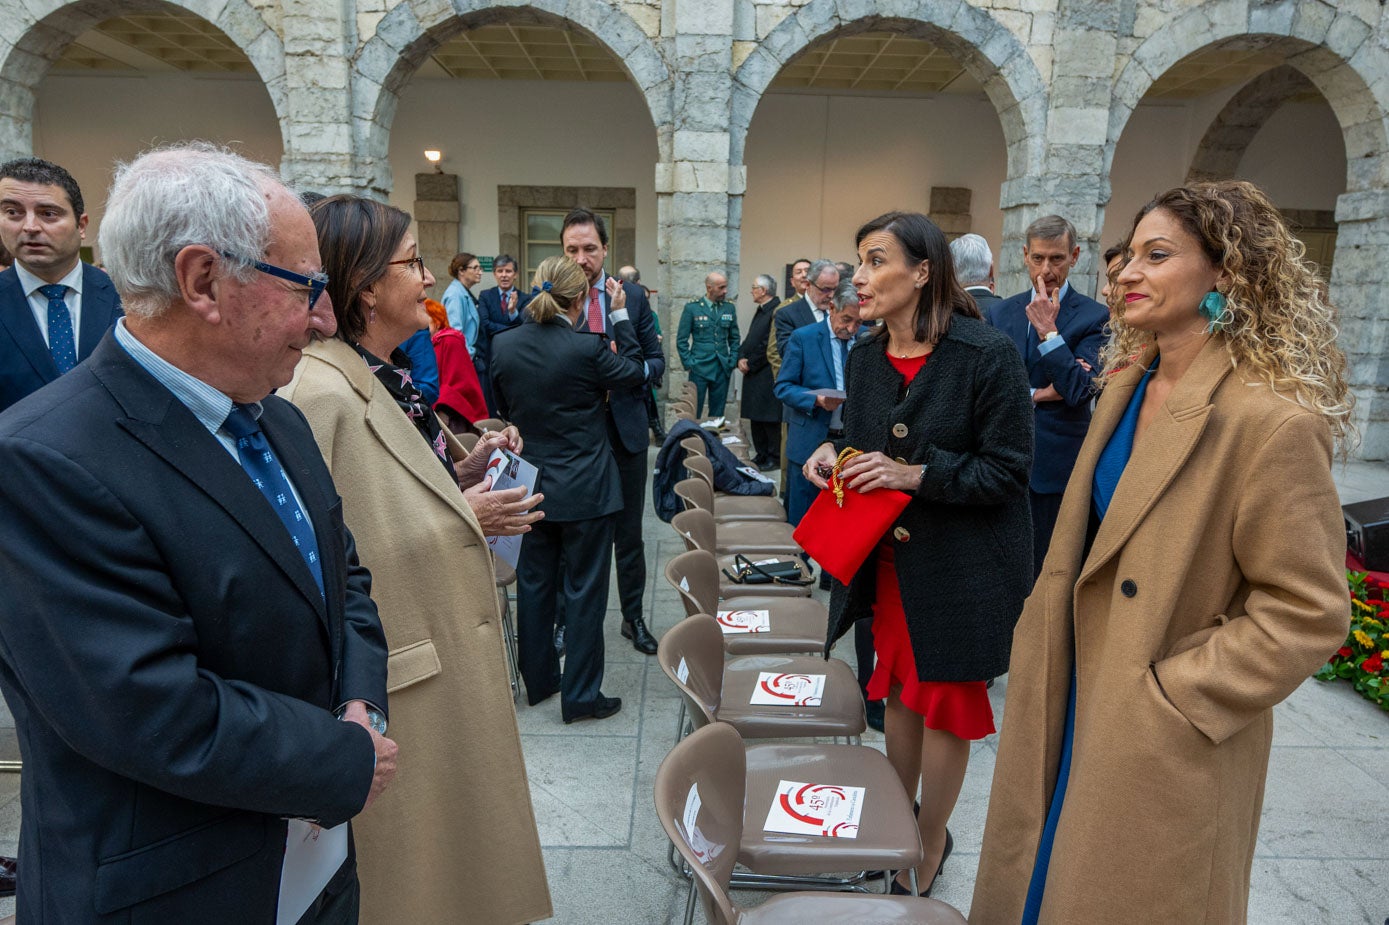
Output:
top-left (721, 554), bottom-right (813, 587)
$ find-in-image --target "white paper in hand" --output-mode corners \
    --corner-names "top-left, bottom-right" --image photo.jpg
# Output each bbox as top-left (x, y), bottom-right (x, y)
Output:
top-left (482, 447), bottom-right (538, 568)
top-left (749, 671), bottom-right (825, 706)
top-left (277, 821), bottom-right (348, 924)
top-left (763, 780), bottom-right (865, 838)
top-left (715, 609), bottom-right (770, 634)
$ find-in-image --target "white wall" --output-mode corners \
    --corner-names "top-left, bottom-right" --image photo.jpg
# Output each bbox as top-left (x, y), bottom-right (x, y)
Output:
top-left (741, 91), bottom-right (1008, 308)
top-left (387, 77), bottom-right (660, 278)
top-left (34, 73), bottom-right (282, 257)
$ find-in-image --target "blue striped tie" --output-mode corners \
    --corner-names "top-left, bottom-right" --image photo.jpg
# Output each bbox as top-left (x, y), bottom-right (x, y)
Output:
top-left (223, 404), bottom-right (325, 597)
top-left (38, 284), bottom-right (76, 374)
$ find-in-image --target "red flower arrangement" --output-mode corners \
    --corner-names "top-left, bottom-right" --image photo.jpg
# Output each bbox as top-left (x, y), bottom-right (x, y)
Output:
top-left (1317, 570), bottom-right (1389, 710)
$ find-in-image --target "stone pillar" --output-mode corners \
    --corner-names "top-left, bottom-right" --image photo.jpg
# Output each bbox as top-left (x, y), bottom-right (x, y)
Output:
top-left (414, 171), bottom-right (459, 301)
top-left (1331, 192), bottom-right (1389, 460)
top-left (929, 187), bottom-right (973, 239)
top-left (278, 0), bottom-right (357, 194)
top-left (655, 0), bottom-right (737, 400)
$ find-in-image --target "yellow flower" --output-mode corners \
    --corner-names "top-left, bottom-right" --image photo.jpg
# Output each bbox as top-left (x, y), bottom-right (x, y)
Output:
top-left (1354, 629), bottom-right (1375, 649)
top-left (1364, 618), bottom-right (1385, 630)
top-left (1353, 598), bottom-right (1376, 612)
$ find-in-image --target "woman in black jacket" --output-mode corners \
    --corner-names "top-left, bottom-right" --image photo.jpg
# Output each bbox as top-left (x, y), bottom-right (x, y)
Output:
top-left (490, 255), bottom-right (648, 724)
top-left (805, 212), bottom-right (1033, 897)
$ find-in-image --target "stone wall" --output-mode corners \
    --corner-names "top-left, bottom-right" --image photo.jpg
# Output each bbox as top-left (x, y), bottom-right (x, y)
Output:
top-left (0, 0), bottom-right (1386, 455)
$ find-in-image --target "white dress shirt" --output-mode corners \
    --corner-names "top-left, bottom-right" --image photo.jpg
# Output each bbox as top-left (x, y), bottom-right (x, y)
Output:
top-left (17, 260), bottom-right (84, 348)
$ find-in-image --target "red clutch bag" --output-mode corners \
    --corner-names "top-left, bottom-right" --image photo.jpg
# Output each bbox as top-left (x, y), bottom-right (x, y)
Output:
top-left (793, 448), bottom-right (912, 584)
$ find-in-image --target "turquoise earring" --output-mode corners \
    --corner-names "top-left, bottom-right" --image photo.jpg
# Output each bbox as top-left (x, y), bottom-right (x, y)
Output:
top-left (1199, 290), bottom-right (1228, 332)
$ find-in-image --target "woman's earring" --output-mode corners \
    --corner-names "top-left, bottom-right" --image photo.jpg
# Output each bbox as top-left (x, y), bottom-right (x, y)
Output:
top-left (1198, 290), bottom-right (1228, 332)
top-left (369, 308), bottom-right (377, 325)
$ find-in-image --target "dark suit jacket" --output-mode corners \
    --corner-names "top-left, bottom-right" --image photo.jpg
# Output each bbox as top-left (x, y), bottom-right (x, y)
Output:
top-left (0, 262), bottom-right (123, 412)
top-left (987, 286), bottom-right (1110, 494)
top-left (825, 316), bottom-right (1034, 682)
top-left (489, 311), bottom-right (648, 521)
top-left (774, 319), bottom-right (850, 464)
top-left (578, 279), bottom-right (665, 455)
top-left (477, 286), bottom-right (533, 369)
top-left (738, 299), bottom-right (780, 422)
top-left (965, 286), bottom-right (1002, 313)
top-left (771, 295), bottom-right (817, 362)
top-left (0, 333), bottom-right (387, 924)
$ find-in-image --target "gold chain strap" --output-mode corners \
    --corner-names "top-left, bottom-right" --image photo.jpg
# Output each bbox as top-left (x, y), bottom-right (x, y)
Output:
top-left (829, 446), bottom-right (860, 508)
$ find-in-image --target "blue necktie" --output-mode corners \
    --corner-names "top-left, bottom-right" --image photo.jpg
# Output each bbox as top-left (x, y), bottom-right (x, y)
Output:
top-left (38, 284), bottom-right (76, 374)
top-left (223, 404), bottom-right (325, 597)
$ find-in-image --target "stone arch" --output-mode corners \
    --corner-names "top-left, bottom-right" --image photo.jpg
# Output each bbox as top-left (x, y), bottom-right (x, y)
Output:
top-left (1111, 0), bottom-right (1389, 459)
top-left (1186, 65), bottom-right (1320, 183)
top-left (1110, 2), bottom-right (1389, 192)
top-left (351, 0), bottom-right (671, 197)
top-left (730, 0), bottom-right (1049, 177)
top-left (0, 0), bottom-right (287, 162)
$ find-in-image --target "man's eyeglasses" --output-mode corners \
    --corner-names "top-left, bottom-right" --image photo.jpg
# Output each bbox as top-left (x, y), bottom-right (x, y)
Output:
top-left (388, 255), bottom-right (427, 280)
top-left (224, 253), bottom-right (329, 311)
top-left (807, 281), bottom-right (836, 295)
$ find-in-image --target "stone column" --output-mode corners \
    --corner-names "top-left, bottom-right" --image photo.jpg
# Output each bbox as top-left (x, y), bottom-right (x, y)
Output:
top-left (929, 187), bottom-right (973, 239)
top-left (655, 0), bottom-right (737, 400)
top-left (414, 171), bottom-right (459, 301)
top-left (1331, 192), bottom-right (1389, 460)
top-left (278, 0), bottom-right (357, 194)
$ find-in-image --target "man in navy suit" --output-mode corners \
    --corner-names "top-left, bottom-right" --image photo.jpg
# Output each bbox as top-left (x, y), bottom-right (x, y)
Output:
top-left (986, 214), bottom-right (1109, 578)
top-left (951, 232), bottom-right (1002, 313)
top-left (477, 254), bottom-right (531, 414)
top-left (0, 157), bottom-right (123, 413)
top-left (560, 208), bottom-right (666, 654)
top-left (774, 285), bottom-right (861, 526)
top-left (0, 145), bottom-right (396, 923)
top-left (768, 258), bottom-right (838, 376)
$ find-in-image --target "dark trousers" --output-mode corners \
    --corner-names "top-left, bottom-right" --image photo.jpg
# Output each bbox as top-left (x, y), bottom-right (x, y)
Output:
top-left (750, 419), bottom-right (779, 465)
top-left (691, 373), bottom-right (729, 418)
top-left (1029, 487), bottom-right (1065, 581)
top-left (517, 515), bottom-right (616, 710)
top-left (612, 444), bottom-right (649, 625)
top-left (854, 619), bottom-right (876, 699)
top-left (785, 462), bottom-right (818, 526)
top-left (295, 854), bottom-right (359, 925)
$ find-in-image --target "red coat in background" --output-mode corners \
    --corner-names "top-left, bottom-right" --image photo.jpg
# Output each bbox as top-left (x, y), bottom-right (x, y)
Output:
top-left (431, 324), bottom-right (487, 424)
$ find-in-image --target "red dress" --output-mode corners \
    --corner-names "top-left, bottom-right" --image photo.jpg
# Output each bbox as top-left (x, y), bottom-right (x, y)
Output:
top-left (863, 352), bottom-right (995, 740)
top-left (431, 326), bottom-right (488, 423)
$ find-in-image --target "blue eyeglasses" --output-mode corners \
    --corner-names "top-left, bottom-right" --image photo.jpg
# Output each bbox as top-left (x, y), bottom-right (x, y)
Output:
top-left (223, 253), bottom-right (329, 310)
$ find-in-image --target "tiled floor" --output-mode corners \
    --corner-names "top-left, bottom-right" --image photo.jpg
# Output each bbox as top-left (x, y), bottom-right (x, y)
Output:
top-left (0, 456), bottom-right (1384, 923)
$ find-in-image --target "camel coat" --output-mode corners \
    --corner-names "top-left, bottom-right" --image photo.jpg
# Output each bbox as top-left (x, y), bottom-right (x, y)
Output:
top-left (971, 340), bottom-right (1349, 925)
top-left (282, 337), bottom-right (551, 925)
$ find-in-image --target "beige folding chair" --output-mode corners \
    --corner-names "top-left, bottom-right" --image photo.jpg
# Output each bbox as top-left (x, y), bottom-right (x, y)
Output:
top-left (657, 614), bottom-right (864, 742)
top-left (474, 417), bottom-right (508, 432)
top-left (455, 430), bottom-right (480, 454)
top-left (682, 454), bottom-right (786, 522)
top-left (657, 724), bottom-right (965, 925)
top-left (664, 549), bottom-right (827, 656)
top-left (674, 480), bottom-right (802, 556)
top-left (672, 509), bottom-right (811, 599)
top-left (493, 556), bottom-right (521, 704)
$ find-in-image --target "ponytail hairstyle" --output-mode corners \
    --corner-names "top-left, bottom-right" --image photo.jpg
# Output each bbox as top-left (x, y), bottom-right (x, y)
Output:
top-left (526, 255), bottom-right (590, 323)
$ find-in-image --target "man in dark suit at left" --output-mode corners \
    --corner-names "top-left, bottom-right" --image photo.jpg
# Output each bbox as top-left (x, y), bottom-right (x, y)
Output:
top-left (477, 254), bottom-right (531, 414)
top-left (0, 156), bottom-right (123, 413)
top-left (0, 144), bottom-right (397, 924)
top-left (560, 207), bottom-right (665, 655)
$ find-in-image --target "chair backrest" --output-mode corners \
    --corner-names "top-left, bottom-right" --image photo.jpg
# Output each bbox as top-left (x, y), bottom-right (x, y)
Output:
top-left (455, 431), bottom-right (480, 454)
top-left (654, 722), bottom-right (747, 925)
top-left (673, 406), bottom-right (695, 423)
top-left (684, 453), bottom-right (716, 490)
top-left (671, 508), bottom-right (716, 554)
top-left (655, 614), bottom-right (726, 726)
top-left (673, 477), bottom-right (714, 514)
top-left (679, 435), bottom-right (706, 458)
top-left (664, 548), bottom-right (720, 616)
top-left (474, 417), bottom-right (508, 432)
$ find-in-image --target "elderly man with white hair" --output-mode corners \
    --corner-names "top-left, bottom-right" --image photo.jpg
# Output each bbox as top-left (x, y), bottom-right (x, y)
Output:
top-left (0, 143), bottom-right (395, 924)
top-left (950, 232), bottom-right (1001, 312)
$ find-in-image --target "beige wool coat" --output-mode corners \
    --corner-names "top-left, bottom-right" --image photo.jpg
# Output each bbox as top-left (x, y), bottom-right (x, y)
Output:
top-left (282, 337), bottom-right (551, 925)
top-left (971, 340), bottom-right (1349, 925)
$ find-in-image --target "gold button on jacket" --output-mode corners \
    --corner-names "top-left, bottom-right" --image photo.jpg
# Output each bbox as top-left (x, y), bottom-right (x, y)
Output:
top-left (893, 526), bottom-right (911, 542)
top-left (892, 423), bottom-right (909, 438)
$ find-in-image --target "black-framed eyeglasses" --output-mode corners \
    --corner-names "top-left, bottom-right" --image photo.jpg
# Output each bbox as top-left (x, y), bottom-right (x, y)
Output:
top-left (807, 281), bottom-right (835, 295)
top-left (388, 255), bottom-right (426, 280)
top-left (223, 252), bottom-right (329, 311)
top-left (464, 263), bottom-right (482, 272)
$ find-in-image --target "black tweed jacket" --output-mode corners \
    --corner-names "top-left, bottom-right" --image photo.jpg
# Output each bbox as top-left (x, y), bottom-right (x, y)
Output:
top-left (825, 313), bottom-right (1034, 682)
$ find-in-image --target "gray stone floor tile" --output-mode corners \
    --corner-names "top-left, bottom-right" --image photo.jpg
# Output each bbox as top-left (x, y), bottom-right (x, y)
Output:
top-left (1258, 745), bottom-right (1386, 860)
top-left (542, 846), bottom-right (689, 924)
top-left (1272, 678), bottom-right (1388, 749)
top-left (1248, 858), bottom-right (1386, 924)
top-left (524, 733), bottom-right (640, 848)
top-left (1337, 746), bottom-right (1389, 788)
top-left (516, 660), bottom-right (646, 738)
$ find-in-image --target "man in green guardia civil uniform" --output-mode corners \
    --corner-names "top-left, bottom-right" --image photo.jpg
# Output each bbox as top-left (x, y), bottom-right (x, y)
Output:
top-left (676, 271), bottom-right (741, 418)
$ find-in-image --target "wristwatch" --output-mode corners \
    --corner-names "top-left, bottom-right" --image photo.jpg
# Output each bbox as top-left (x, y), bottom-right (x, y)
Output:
top-left (1041, 330), bottom-right (1060, 343)
top-left (365, 709), bottom-right (388, 736)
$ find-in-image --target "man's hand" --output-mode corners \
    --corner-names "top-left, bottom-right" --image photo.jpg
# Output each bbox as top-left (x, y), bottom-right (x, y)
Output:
top-left (1032, 385), bottom-right (1062, 403)
top-left (803, 442), bottom-right (839, 489)
top-left (814, 394), bottom-right (845, 411)
top-left (605, 276), bottom-right (627, 311)
top-left (1024, 273), bottom-right (1060, 339)
top-left (506, 290), bottom-right (518, 313)
top-left (341, 700), bottom-right (397, 811)
top-left (463, 480), bottom-right (545, 536)
top-left (737, 358), bottom-right (750, 374)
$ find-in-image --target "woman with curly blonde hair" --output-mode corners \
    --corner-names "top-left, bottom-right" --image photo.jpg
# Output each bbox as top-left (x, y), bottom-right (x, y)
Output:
top-left (973, 180), bottom-right (1352, 925)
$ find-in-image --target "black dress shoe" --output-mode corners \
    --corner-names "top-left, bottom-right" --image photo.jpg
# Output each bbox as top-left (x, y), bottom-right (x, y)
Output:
top-left (563, 695), bottom-right (622, 724)
top-left (865, 699), bottom-right (885, 732)
top-left (0, 855), bottom-right (16, 897)
top-left (621, 617), bottom-right (658, 655)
